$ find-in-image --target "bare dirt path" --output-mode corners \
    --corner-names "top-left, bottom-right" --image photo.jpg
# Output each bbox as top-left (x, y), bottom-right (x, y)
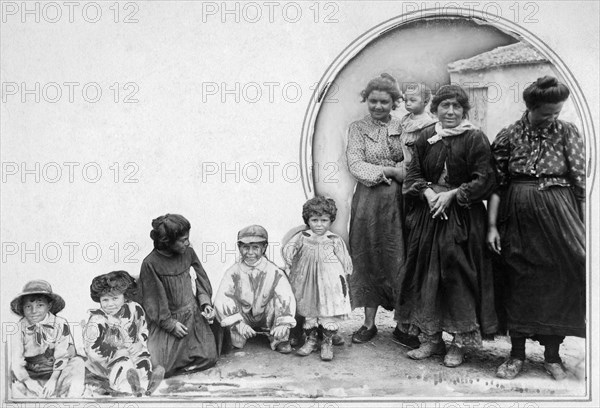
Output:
top-left (153, 309), bottom-right (586, 400)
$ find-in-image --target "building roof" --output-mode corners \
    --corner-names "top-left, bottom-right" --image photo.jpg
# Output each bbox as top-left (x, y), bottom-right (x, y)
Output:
top-left (447, 42), bottom-right (548, 73)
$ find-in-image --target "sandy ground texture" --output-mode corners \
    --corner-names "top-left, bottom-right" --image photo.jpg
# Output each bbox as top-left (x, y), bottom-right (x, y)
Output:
top-left (130, 309), bottom-right (587, 401)
top-left (8, 308), bottom-right (586, 402)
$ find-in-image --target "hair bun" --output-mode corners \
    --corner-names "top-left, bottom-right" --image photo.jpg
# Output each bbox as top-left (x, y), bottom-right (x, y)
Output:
top-left (380, 73), bottom-right (397, 84)
top-left (537, 76), bottom-right (558, 89)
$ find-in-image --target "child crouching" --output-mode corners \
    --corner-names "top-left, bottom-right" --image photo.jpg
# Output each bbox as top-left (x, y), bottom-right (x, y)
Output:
top-left (10, 280), bottom-right (85, 398)
top-left (83, 271), bottom-right (164, 396)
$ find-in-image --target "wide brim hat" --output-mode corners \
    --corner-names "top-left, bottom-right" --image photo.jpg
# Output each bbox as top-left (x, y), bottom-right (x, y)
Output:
top-left (237, 225), bottom-right (268, 244)
top-left (10, 280), bottom-right (66, 316)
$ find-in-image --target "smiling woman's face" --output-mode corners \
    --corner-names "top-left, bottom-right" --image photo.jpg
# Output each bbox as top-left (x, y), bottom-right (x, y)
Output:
top-left (367, 90), bottom-right (394, 121)
top-left (436, 97), bottom-right (464, 129)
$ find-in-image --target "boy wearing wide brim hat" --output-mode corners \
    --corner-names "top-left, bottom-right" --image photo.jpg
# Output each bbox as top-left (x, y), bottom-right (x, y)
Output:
top-left (10, 280), bottom-right (85, 398)
top-left (214, 225), bottom-right (297, 354)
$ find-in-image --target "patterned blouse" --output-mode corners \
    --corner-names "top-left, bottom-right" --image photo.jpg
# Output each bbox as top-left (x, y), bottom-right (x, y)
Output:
top-left (346, 114), bottom-right (404, 187)
top-left (492, 112), bottom-right (586, 202)
top-left (11, 313), bottom-right (76, 381)
top-left (83, 301), bottom-right (150, 369)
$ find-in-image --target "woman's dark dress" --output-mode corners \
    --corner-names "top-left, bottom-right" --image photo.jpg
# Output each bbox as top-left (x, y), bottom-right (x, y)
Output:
top-left (346, 115), bottom-right (405, 311)
top-left (140, 247), bottom-right (219, 377)
top-left (491, 114), bottom-right (585, 338)
top-left (396, 125), bottom-right (498, 341)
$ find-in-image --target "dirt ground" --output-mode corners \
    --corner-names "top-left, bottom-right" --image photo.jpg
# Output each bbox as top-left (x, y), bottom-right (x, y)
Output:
top-left (142, 309), bottom-right (587, 400)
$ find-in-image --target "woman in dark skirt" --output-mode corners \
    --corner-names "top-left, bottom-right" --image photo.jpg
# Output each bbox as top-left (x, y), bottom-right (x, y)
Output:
top-left (488, 76), bottom-right (585, 381)
top-left (395, 85), bottom-right (498, 367)
top-left (346, 73), bottom-right (417, 345)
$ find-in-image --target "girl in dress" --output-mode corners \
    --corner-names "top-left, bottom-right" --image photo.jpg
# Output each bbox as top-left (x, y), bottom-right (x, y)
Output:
top-left (139, 214), bottom-right (220, 377)
top-left (84, 271), bottom-right (164, 396)
top-left (282, 196), bottom-right (352, 361)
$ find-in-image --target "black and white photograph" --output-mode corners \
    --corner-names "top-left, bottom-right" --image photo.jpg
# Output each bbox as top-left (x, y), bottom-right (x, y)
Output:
top-left (1, 1), bottom-right (598, 407)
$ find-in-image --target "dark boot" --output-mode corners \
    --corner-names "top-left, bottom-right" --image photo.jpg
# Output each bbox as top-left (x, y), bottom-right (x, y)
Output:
top-left (321, 329), bottom-right (335, 361)
top-left (296, 328), bottom-right (318, 356)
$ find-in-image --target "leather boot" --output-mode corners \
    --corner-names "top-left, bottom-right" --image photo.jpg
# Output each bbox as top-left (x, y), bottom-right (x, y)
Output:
top-left (296, 328), bottom-right (318, 356)
top-left (321, 329), bottom-right (335, 361)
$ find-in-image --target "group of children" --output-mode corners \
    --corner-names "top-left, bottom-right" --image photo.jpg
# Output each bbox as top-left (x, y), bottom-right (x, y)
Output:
top-left (9, 195), bottom-right (356, 398)
top-left (9, 83), bottom-right (441, 398)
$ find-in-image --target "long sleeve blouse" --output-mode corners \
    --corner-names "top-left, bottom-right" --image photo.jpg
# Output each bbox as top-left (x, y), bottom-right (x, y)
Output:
top-left (346, 115), bottom-right (404, 187)
top-left (140, 247), bottom-right (213, 332)
top-left (404, 125), bottom-right (495, 207)
top-left (492, 113), bottom-right (585, 202)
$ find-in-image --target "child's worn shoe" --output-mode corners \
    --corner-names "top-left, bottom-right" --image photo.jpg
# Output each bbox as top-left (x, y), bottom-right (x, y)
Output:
top-left (406, 341), bottom-right (446, 360)
top-left (544, 362), bottom-right (568, 380)
top-left (296, 329), bottom-right (318, 356)
top-left (332, 333), bottom-right (345, 346)
top-left (496, 358), bottom-right (524, 379)
top-left (126, 368), bottom-right (143, 397)
top-left (289, 333), bottom-right (303, 347)
top-left (276, 341), bottom-right (292, 354)
top-left (443, 345), bottom-right (465, 367)
top-left (321, 330), bottom-right (335, 361)
top-left (145, 365), bottom-right (165, 396)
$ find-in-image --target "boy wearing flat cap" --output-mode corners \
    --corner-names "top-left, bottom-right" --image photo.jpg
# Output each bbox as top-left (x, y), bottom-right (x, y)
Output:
top-left (10, 280), bottom-right (85, 398)
top-left (214, 225), bottom-right (296, 354)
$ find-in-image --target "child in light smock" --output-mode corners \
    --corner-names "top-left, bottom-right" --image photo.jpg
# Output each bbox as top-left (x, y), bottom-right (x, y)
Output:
top-left (282, 196), bottom-right (353, 361)
top-left (84, 271), bottom-right (164, 396)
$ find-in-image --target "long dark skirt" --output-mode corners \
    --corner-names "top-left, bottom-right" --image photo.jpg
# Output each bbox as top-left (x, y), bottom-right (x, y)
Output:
top-left (148, 302), bottom-right (220, 377)
top-left (395, 199), bottom-right (498, 338)
top-left (496, 180), bottom-right (585, 337)
top-left (349, 181), bottom-right (404, 310)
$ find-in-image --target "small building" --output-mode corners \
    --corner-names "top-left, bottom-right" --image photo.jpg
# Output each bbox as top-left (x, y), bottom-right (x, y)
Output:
top-left (447, 42), bottom-right (581, 141)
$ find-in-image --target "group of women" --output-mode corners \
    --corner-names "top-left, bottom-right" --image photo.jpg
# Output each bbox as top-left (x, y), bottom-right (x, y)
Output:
top-left (346, 74), bottom-right (585, 380)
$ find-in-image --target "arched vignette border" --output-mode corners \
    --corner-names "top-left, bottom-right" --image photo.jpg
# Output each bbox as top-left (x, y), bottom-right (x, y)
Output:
top-left (299, 7), bottom-right (595, 401)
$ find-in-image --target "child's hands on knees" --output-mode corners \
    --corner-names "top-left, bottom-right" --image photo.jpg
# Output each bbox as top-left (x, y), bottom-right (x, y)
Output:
top-left (24, 378), bottom-right (43, 396)
top-left (237, 322), bottom-right (256, 339)
top-left (172, 321), bottom-right (188, 338)
top-left (270, 324), bottom-right (290, 341)
top-left (42, 376), bottom-right (58, 397)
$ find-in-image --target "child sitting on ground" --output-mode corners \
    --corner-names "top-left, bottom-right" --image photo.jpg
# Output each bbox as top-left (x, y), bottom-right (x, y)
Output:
top-left (10, 280), bottom-right (85, 398)
top-left (282, 196), bottom-right (353, 361)
top-left (214, 225), bottom-right (297, 354)
top-left (83, 271), bottom-right (164, 396)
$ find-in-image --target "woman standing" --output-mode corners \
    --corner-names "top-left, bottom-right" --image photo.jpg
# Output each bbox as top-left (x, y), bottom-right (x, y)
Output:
top-left (488, 76), bottom-right (585, 380)
top-left (346, 73), bottom-right (415, 345)
top-left (395, 85), bottom-right (498, 367)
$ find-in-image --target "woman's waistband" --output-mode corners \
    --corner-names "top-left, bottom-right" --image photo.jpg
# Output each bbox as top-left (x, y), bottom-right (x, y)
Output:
top-left (510, 175), bottom-right (539, 184)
